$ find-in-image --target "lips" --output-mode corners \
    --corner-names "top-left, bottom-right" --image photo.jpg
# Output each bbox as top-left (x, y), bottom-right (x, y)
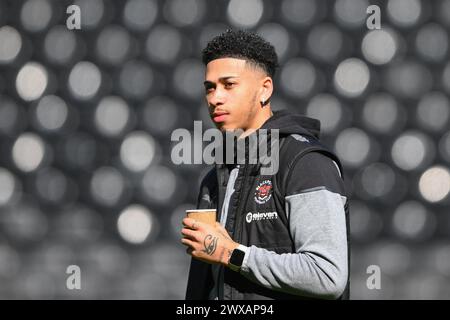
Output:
top-left (212, 111), bottom-right (229, 123)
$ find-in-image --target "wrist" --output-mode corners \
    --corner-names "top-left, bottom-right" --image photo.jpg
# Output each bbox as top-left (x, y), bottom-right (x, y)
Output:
top-left (223, 242), bottom-right (239, 266)
top-left (226, 244), bottom-right (248, 272)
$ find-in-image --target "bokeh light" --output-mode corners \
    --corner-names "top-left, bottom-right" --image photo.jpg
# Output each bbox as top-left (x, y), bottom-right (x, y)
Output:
top-left (95, 96), bottom-right (131, 137)
top-left (68, 61), bottom-right (102, 100)
top-left (44, 25), bottom-right (77, 65)
top-left (164, 0), bottom-right (205, 27)
top-left (334, 0), bottom-right (369, 29)
top-left (416, 92), bottom-right (450, 132)
top-left (90, 166), bottom-right (127, 207)
top-left (120, 131), bottom-right (156, 172)
top-left (307, 23), bottom-right (344, 63)
top-left (74, 0), bottom-right (105, 30)
top-left (119, 60), bottom-right (154, 100)
top-left (34, 167), bottom-right (76, 205)
top-left (335, 128), bottom-right (374, 168)
top-left (415, 23), bottom-right (448, 62)
top-left (391, 131), bottom-right (435, 171)
top-left (362, 29), bottom-right (398, 65)
top-left (34, 95), bottom-right (69, 132)
top-left (172, 59), bottom-right (204, 99)
top-left (123, 0), bottom-right (158, 31)
top-left (359, 163), bottom-right (397, 198)
top-left (0, 168), bottom-right (21, 207)
top-left (418, 166), bottom-right (450, 203)
top-left (280, 0), bottom-right (320, 27)
top-left (280, 58), bottom-right (317, 98)
top-left (20, 0), bottom-right (53, 33)
top-left (16, 62), bottom-right (48, 101)
top-left (96, 25), bottom-right (131, 66)
top-left (227, 0), bottom-right (264, 28)
top-left (334, 58), bottom-right (370, 98)
top-left (362, 93), bottom-right (405, 135)
top-left (140, 165), bottom-right (178, 205)
top-left (387, 0), bottom-right (422, 28)
top-left (258, 24), bottom-right (291, 62)
top-left (12, 132), bottom-right (47, 173)
top-left (117, 204), bottom-right (158, 244)
top-left (392, 201), bottom-right (436, 241)
top-left (0, 26), bottom-right (22, 64)
top-left (306, 94), bottom-right (343, 134)
top-left (145, 25), bottom-right (183, 65)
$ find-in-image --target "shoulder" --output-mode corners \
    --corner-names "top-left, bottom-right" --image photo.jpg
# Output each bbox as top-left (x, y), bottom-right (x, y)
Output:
top-left (278, 134), bottom-right (341, 173)
top-left (287, 152), bottom-right (345, 196)
top-left (277, 134), bottom-right (346, 197)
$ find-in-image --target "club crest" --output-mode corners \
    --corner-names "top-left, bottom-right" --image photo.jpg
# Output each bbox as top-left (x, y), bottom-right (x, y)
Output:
top-left (255, 180), bottom-right (273, 204)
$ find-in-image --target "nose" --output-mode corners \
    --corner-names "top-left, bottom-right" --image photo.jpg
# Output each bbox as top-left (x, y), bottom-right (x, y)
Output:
top-left (207, 87), bottom-right (225, 107)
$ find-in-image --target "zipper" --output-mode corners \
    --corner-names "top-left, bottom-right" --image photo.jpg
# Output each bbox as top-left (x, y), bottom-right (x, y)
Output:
top-left (233, 164), bottom-right (249, 243)
top-left (221, 163), bottom-right (244, 300)
top-left (233, 163), bottom-right (254, 300)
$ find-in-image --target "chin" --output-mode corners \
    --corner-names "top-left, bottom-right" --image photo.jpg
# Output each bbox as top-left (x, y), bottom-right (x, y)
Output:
top-left (214, 122), bottom-right (242, 134)
top-left (215, 123), bottom-right (231, 131)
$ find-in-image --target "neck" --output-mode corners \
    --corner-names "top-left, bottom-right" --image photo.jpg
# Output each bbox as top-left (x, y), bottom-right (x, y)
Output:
top-left (238, 105), bottom-right (273, 139)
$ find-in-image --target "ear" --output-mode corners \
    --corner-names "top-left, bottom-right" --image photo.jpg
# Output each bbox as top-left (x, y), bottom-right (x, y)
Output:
top-left (259, 76), bottom-right (273, 106)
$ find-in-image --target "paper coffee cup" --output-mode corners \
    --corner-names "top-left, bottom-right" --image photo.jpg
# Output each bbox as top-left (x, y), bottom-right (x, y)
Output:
top-left (186, 209), bottom-right (217, 226)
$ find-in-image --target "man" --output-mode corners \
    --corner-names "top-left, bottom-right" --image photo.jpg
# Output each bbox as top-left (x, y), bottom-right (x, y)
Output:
top-left (181, 30), bottom-right (350, 300)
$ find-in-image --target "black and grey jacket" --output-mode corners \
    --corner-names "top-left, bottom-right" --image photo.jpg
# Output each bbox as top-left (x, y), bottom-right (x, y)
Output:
top-left (185, 110), bottom-right (350, 300)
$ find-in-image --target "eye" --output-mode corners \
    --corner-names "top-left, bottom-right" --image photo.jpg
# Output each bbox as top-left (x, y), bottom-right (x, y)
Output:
top-left (224, 82), bottom-right (235, 89)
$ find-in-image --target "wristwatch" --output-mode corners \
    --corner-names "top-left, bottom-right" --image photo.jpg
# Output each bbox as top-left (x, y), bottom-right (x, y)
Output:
top-left (228, 245), bottom-right (247, 272)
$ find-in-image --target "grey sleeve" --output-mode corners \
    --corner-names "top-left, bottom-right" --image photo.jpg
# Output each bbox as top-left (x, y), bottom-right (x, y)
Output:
top-left (239, 152), bottom-right (349, 299)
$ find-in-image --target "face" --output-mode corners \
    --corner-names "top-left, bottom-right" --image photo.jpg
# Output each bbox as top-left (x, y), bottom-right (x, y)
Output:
top-left (204, 58), bottom-right (268, 132)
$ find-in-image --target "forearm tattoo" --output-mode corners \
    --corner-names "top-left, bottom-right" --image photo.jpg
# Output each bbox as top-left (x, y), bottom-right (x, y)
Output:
top-left (202, 234), bottom-right (218, 255)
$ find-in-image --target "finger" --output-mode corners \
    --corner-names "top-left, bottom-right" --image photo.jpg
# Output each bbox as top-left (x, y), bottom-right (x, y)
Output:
top-left (181, 237), bottom-right (195, 248)
top-left (183, 218), bottom-right (198, 230)
top-left (182, 217), bottom-right (195, 227)
top-left (181, 227), bottom-right (197, 240)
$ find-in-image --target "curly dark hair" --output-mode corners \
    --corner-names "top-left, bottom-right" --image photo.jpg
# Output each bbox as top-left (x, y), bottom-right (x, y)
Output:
top-left (201, 29), bottom-right (279, 78)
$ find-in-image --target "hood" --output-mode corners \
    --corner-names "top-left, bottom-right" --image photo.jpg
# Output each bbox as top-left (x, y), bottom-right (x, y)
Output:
top-left (259, 110), bottom-right (321, 139)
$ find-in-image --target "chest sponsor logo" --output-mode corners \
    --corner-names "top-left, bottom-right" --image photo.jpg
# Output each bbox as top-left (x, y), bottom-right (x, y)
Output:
top-left (245, 211), bottom-right (278, 223)
top-left (254, 180), bottom-right (272, 204)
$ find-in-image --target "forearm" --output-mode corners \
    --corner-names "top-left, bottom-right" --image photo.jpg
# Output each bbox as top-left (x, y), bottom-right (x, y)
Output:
top-left (238, 188), bottom-right (348, 299)
top-left (240, 245), bottom-right (347, 299)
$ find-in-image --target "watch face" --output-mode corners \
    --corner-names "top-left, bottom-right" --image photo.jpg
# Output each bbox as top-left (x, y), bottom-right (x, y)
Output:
top-left (230, 248), bottom-right (245, 267)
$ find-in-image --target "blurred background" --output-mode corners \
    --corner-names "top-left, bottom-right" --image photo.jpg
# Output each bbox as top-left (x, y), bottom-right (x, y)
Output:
top-left (0, 0), bottom-right (449, 299)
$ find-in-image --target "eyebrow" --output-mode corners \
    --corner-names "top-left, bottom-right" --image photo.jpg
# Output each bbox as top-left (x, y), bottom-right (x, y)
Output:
top-left (203, 76), bottom-right (239, 88)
